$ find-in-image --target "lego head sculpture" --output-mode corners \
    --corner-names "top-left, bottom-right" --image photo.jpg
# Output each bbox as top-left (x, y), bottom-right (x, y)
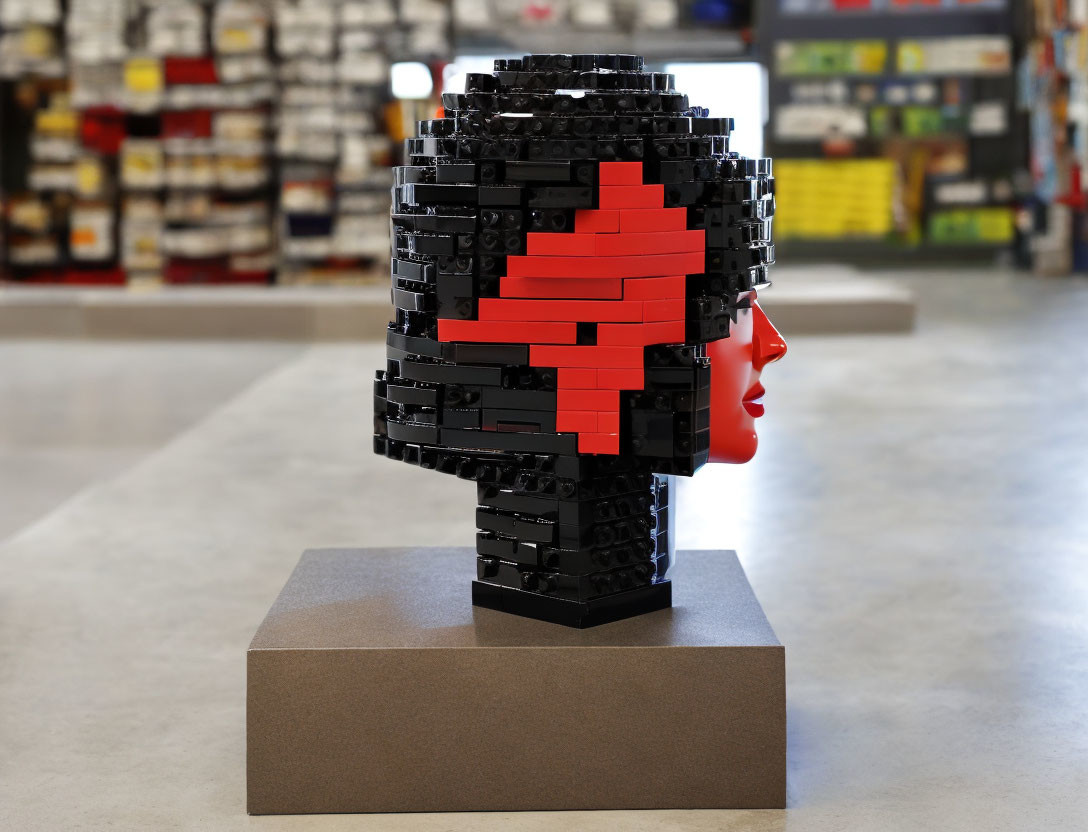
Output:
top-left (374, 54), bottom-right (786, 627)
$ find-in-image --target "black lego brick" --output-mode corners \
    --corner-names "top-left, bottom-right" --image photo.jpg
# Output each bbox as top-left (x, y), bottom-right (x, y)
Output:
top-left (480, 387), bottom-right (556, 411)
top-left (471, 579), bottom-right (671, 628)
top-left (434, 162), bottom-right (478, 183)
top-left (392, 213), bottom-right (477, 234)
top-left (502, 161), bottom-right (572, 182)
top-left (442, 408), bottom-right (482, 429)
top-left (385, 328), bottom-right (443, 360)
top-left (476, 485), bottom-right (655, 526)
top-left (386, 383), bottom-right (439, 407)
top-left (475, 534), bottom-right (663, 576)
top-left (477, 186), bottom-right (524, 206)
top-left (441, 427), bottom-right (578, 456)
top-left (442, 342), bottom-right (528, 365)
top-left (391, 287), bottom-right (431, 312)
top-left (391, 258), bottom-right (435, 283)
top-left (482, 408), bottom-right (557, 433)
top-left (476, 556), bottom-right (658, 602)
top-left (398, 360), bottom-right (505, 387)
top-left (385, 418), bottom-right (440, 445)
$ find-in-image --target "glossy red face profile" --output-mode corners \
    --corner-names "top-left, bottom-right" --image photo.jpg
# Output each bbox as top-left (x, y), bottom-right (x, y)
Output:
top-left (708, 293), bottom-right (787, 464)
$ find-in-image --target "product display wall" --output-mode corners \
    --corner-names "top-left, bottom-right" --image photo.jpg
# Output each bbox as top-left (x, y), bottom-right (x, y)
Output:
top-left (1021, 1), bottom-right (1088, 274)
top-left (4, 0), bottom-right (1055, 279)
top-left (761, 0), bottom-right (1027, 256)
top-left (0, 0), bottom-right (450, 285)
top-left (0, 0), bottom-right (756, 285)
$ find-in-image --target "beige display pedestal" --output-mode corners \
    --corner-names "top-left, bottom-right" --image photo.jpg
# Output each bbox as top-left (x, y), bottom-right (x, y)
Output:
top-left (247, 547), bottom-right (785, 814)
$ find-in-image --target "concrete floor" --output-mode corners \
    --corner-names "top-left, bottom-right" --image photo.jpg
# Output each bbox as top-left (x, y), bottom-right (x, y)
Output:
top-left (0, 341), bottom-right (302, 542)
top-left (1, 269), bottom-right (1087, 830)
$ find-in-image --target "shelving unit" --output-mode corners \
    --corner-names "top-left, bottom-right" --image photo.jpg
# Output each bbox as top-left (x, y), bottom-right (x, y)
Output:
top-left (1020, 0), bottom-right (1088, 274)
top-left (760, 0), bottom-right (1028, 261)
top-left (273, 0), bottom-right (449, 285)
top-left (452, 0), bottom-right (752, 62)
top-left (1, 0), bottom-right (1047, 282)
top-left (0, 0), bottom-right (452, 286)
top-left (0, 0), bottom-right (95, 282)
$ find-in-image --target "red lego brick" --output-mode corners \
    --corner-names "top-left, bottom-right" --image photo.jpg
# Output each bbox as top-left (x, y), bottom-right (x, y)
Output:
top-left (437, 319), bottom-right (577, 343)
top-left (623, 275), bottom-right (686, 300)
top-left (506, 251), bottom-right (703, 279)
top-left (596, 324), bottom-right (639, 347)
top-left (599, 162), bottom-right (643, 185)
top-left (500, 276), bottom-right (623, 299)
top-left (479, 298), bottom-right (643, 322)
top-left (558, 367), bottom-right (598, 388)
top-left (618, 208), bottom-right (689, 233)
top-left (578, 432), bottom-right (620, 454)
top-left (597, 368), bottom-right (644, 388)
top-left (643, 299), bottom-right (686, 321)
top-left (558, 389), bottom-right (618, 411)
top-left (530, 345), bottom-right (643, 368)
top-left (598, 320), bottom-right (685, 345)
top-left (597, 411), bottom-right (620, 433)
top-left (556, 410), bottom-right (598, 432)
top-left (574, 209), bottom-right (620, 233)
top-left (526, 233), bottom-right (596, 256)
top-left (598, 184), bottom-right (664, 210)
top-left (594, 229), bottom-right (704, 256)
top-left (529, 230), bottom-right (703, 257)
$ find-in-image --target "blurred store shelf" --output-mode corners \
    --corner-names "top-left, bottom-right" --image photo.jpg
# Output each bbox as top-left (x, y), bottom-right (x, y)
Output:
top-left (0, 266), bottom-right (915, 339)
top-left (454, 29), bottom-right (747, 61)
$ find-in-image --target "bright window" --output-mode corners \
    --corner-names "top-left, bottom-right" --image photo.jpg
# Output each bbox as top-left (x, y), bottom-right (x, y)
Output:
top-left (391, 62), bottom-right (434, 99)
top-left (665, 62), bottom-right (768, 159)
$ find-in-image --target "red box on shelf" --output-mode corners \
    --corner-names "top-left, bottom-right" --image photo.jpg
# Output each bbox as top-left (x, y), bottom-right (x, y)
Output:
top-left (164, 57), bottom-right (219, 85)
top-left (80, 108), bottom-right (126, 156)
top-left (162, 110), bottom-right (213, 139)
top-left (164, 257), bottom-right (229, 284)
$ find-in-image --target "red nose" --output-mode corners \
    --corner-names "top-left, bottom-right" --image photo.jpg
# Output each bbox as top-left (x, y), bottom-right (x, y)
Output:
top-left (753, 302), bottom-right (787, 370)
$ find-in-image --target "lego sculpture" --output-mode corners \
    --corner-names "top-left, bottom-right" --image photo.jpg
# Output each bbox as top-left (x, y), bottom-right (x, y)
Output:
top-left (374, 54), bottom-right (786, 627)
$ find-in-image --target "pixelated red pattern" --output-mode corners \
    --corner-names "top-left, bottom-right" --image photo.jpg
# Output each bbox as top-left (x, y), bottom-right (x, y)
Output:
top-left (438, 162), bottom-right (701, 455)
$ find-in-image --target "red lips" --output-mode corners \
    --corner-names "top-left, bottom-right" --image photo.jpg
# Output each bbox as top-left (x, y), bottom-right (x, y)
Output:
top-left (742, 382), bottom-right (766, 418)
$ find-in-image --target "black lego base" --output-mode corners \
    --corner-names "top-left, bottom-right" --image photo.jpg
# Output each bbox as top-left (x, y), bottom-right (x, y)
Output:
top-left (471, 578), bottom-right (672, 628)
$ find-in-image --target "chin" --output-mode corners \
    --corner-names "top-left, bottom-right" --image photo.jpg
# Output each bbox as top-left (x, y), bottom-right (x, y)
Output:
top-left (709, 418), bottom-right (759, 464)
top-left (733, 431), bottom-right (759, 464)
